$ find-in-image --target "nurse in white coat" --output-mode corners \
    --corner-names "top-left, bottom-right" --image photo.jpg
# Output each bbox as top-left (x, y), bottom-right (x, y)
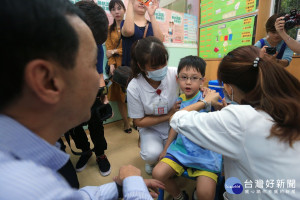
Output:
top-left (170, 45), bottom-right (300, 200)
top-left (127, 36), bottom-right (180, 175)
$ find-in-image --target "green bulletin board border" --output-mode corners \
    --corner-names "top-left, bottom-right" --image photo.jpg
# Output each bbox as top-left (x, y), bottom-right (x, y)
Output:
top-left (199, 15), bottom-right (258, 59)
top-left (198, 1), bottom-right (259, 59)
top-left (200, 0), bottom-right (259, 26)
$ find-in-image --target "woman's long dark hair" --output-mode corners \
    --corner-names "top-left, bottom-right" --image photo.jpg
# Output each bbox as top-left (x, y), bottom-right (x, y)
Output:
top-left (218, 45), bottom-right (300, 147)
top-left (108, 0), bottom-right (125, 34)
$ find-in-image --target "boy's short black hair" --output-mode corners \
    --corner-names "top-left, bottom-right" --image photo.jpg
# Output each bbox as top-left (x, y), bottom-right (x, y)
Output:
top-left (177, 55), bottom-right (206, 77)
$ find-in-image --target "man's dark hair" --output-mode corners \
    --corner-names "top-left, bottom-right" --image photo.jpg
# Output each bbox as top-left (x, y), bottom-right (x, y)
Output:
top-left (177, 56), bottom-right (206, 77)
top-left (0, 0), bottom-right (85, 110)
top-left (75, 1), bottom-right (108, 45)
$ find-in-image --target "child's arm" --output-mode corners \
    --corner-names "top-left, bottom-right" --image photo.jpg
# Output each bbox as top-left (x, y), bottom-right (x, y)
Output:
top-left (158, 128), bottom-right (177, 161)
top-left (181, 91), bottom-right (222, 112)
top-left (121, 0), bottom-right (135, 37)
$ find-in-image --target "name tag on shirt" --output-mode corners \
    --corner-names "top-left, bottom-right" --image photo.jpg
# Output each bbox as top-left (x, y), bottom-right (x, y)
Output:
top-left (153, 101), bottom-right (168, 115)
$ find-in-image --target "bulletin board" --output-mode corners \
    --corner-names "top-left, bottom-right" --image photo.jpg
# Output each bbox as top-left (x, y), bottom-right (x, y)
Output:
top-left (199, 16), bottom-right (256, 58)
top-left (199, 0), bottom-right (258, 59)
top-left (200, 0), bottom-right (258, 25)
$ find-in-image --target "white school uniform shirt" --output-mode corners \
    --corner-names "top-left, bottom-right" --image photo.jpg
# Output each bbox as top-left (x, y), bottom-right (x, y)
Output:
top-left (170, 105), bottom-right (300, 200)
top-left (127, 67), bottom-right (179, 139)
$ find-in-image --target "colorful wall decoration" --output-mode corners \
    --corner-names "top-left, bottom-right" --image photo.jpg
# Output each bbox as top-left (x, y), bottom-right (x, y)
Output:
top-left (200, 0), bottom-right (257, 25)
top-left (199, 16), bottom-right (255, 59)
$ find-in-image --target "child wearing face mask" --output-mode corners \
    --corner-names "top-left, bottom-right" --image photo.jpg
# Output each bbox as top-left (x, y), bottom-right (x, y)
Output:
top-left (127, 36), bottom-right (181, 175)
top-left (152, 56), bottom-right (222, 200)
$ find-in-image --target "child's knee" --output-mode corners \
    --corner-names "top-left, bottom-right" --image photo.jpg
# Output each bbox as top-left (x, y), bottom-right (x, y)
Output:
top-left (196, 178), bottom-right (216, 200)
top-left (152, 165), bottom-right (162, 180)
top-left (152, 162), bottom-right (175, 181)
top-left (196, 189), bottom-right (215, 200)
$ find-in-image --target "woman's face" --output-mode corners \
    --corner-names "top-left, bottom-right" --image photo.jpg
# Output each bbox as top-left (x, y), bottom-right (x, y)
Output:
top-left (144, 62), bottom-right (167, 72)
top-left (110, 3), bottom-right (125, 22)
top-left (267, 31), bottom-right (282, 43)
top-left (133, 0), bottom-right (146, 15)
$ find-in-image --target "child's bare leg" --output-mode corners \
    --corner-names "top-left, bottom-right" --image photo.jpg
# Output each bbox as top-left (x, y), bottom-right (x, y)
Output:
top-left (196, 175), bottom-right (216, 200)
top-left (152, 161), bottom-right (181, 197)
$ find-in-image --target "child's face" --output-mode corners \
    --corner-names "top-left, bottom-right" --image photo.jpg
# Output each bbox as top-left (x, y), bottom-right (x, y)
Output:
top-left (177, 67), bottom-right (204, 99)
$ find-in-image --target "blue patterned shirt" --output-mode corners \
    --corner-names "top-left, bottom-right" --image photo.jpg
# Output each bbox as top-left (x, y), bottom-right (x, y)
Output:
top-left (0, 114), bottom-right (152, 200)
top-left (167, 92), bottom-right (223, 173)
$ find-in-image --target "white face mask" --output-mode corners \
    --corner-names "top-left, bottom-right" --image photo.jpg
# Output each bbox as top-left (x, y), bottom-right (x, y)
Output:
top-left (223, 84), bottom-right (238, 105)
top-left (146, 66), bottom-right (168, 81)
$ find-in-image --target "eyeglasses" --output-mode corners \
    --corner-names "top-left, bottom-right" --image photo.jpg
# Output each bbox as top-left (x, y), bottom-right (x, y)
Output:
top-left (178, 75), bottom-right (204, 82)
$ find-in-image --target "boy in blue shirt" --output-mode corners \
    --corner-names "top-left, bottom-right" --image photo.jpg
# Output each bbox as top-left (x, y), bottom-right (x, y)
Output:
top-left (152, 56), bottom-right (222, 200)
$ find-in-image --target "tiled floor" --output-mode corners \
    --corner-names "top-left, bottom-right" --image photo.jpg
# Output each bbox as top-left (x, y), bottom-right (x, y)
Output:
top-left (63, 120), bottom-right (196, 200)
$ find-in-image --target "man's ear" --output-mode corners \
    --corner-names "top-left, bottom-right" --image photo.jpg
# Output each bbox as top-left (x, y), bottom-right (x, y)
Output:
top-left (176, 75), bottom-right (179, 84)
top-left (24, 59), bottom-right (63, 104)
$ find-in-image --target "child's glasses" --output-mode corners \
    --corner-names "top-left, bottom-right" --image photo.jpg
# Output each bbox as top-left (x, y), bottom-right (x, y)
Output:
top-left (178, 75), bottom-right (204, 82)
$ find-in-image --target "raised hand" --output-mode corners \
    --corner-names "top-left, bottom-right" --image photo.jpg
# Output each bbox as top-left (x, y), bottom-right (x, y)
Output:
top-left (275, 17), bottom-right (285, 33)
top-left (145, 0), bottom-right (159, 17)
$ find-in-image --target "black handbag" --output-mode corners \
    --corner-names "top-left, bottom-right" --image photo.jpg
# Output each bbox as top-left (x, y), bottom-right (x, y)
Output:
top-left (106, 34), bottom-right (122, 77)
top-left (112, 66), bottom-right (133, 90)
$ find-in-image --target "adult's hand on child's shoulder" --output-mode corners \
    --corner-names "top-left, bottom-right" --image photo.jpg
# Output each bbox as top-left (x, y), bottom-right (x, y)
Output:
top-left (204, 90), bottom-right (222, 110)
top-left (169, 100), bottom-right (181, 116)
top-left (201, 86), bottom-right (209, 97)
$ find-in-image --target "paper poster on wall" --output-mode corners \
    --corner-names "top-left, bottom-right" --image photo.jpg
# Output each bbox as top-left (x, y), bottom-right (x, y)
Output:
top-left (183, 13), bottom-right (198, 47)
top-left (200, 0), bottom-right (257, 25)
top-left (155, 8), bottom-right (197, 48)
top-left (71, 0), bottom-right (197, 48)
top-left (155, 8), bottom-right (184, 45)
top-left (199, 16), bottom-right (255, 59)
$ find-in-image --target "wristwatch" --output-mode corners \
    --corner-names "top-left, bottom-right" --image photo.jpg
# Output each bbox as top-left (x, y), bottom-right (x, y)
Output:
top-left (198, 99), bottom-right (211, 111)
